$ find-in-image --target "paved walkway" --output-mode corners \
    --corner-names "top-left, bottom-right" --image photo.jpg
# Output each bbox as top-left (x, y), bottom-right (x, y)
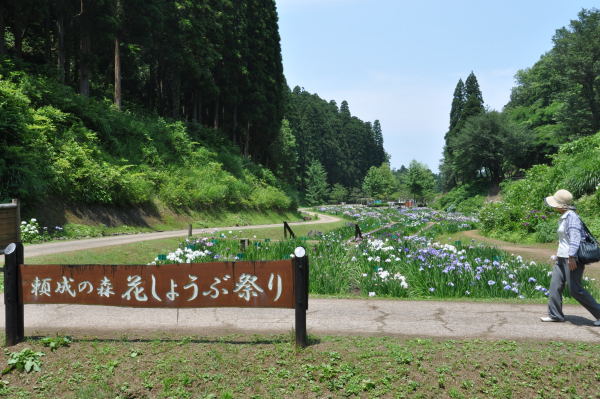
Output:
top-left (22, 210), bottom-right (341, 259)
top-left (5, 212), bottom-right (599, 342)
top-left (3, 298), bottom-right (599, 342)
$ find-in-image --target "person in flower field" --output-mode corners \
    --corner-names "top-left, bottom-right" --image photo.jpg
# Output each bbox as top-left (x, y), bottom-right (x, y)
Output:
top-left (540, 189), bottom-right (600, 326)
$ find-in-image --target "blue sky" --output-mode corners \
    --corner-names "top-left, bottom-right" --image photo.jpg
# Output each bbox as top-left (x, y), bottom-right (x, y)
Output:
top-left (275, 0), bottom-right (599, 172)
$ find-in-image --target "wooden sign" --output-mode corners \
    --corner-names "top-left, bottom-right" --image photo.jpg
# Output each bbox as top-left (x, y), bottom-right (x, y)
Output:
top-left (20, 260), bottom-right (295, 308)
top-left (0, 199), bottom-right (20, 248)
top-left (5, 244), bottom-right (308, 347)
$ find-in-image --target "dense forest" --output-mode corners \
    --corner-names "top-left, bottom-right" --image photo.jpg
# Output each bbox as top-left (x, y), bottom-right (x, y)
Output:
top-left (284, 87), bottom-right (387, 192)
top-left (1, 0), bottom-right (284, 163)
top-left (436, 8), bottom-right (600, 241)
top-left (0, 0), bottom-right (388, 213)
top-left (440, 8), bottom-right (600, 193)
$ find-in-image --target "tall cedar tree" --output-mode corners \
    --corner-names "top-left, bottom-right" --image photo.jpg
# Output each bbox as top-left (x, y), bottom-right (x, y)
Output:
top-left (463, 72), bottom-right (485, 119)
top-left (0, 0), bottom-right (285, 166)
top-left (285, 87), bottom-right (386, 192)
top-left (441, 73), bottom-right (484, 190)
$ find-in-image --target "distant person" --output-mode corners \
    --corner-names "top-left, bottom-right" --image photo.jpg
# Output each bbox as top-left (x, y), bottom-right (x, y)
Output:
top-left (540, 189), bottom-right (600, 326)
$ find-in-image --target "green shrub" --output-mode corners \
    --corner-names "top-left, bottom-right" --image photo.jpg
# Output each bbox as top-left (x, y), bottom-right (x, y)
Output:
top-left (0, 60), bottom-right (293, 213)
top-left (432, 183), bottom-right (487, 214)
top-left (535, 219), bottom-right (557, 243)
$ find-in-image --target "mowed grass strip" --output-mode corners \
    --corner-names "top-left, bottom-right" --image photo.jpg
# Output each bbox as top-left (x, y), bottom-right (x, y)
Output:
top-left (22, 220), bottom-right (347, 266)
top-left (0, 335), bottom-right (599, 398)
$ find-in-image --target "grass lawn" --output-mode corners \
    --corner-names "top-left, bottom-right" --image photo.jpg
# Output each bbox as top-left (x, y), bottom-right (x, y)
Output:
top-left (22, 220), bottom-right (348, 266)
top-left (0, 334), bottom-right (598, 398)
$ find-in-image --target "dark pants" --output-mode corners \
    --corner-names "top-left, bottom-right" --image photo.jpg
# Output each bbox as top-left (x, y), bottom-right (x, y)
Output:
top-left (547, 257), bottom-right (600, 320)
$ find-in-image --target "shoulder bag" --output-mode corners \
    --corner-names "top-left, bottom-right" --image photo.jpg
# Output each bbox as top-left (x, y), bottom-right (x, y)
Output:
top-left (577, 219), bottom-right (600, 264)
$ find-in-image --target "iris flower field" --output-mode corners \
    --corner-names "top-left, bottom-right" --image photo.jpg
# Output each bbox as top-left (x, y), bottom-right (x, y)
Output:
top-left (151, 206), bottom-right (597, 301)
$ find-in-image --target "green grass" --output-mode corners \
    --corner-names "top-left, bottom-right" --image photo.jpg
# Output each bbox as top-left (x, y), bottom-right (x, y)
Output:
top-left (194, 220), bottom-right (348, 240)
top-left (22, 209), bottom-right (306, 244)
top-left (25, 237), bottom-right (186, 265)
top-left (23, 219), bottom-right (347, 266)
top-left (1, 334), bottom-right (599, 398)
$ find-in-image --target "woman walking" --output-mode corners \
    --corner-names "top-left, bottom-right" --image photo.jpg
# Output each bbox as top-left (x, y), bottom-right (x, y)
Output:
top-left (541, 189), bottom-right (600, 325)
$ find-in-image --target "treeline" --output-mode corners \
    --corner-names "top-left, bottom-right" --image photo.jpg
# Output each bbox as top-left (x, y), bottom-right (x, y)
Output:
top-left (282, 87), bottom-right (387, 195)
top-left (0, 59), bottom-right (292, 212)
top-left (1, 1), bottom-right (391, 209)
top-left (440, 8), bottom-right (600, 193)
top-left (0, 0), bottom-right (284, 165)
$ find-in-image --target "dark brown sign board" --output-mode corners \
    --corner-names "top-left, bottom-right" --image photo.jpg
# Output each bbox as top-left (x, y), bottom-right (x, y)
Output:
top-left (20, 260), bottom-right (295, 308)
top-left (0, 199), bottom-right (20, 248)
top-left (4, 244), bottom-right (309, 347)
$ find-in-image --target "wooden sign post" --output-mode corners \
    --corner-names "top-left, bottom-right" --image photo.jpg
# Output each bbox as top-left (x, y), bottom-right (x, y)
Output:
top-left (4, 246), bottom-right (309, 347)
top-left (0, 199), bottom-right (20, 249)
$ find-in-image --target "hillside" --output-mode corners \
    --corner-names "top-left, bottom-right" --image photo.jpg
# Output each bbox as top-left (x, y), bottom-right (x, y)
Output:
top-left (0, 59), bottom-right (294, 227)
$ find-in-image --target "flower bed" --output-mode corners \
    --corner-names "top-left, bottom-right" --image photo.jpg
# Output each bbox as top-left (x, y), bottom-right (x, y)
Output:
top-left (151, 206), bottom-right (598, 300)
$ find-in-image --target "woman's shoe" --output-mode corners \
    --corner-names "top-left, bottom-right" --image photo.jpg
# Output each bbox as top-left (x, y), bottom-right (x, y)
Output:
top-left (540, 316), bottom-right (563, 322)
top-left (593, 319), bottom-right (600, 326)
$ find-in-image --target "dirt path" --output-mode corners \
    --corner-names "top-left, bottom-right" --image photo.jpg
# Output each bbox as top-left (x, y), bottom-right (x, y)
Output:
top-left (459, 230), bottom-right (556, 263)
top-left (21, 210), bottom-right (341, 259)
top-left (457, 230), bottom-right (600, 281)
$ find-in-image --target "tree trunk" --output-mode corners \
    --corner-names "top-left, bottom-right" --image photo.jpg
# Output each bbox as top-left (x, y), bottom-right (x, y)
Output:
top-left (232, 104), bottom-right (238, 145)
top-left (0, 12), bottom-right (5, 55)
top-left (213, 97), bottom-right (219, 129)
top-left (79, 33), bottom-right (90, 96)
top-left (197, 93), bottom-right (202, 124)
top-left (192, 92), bottom-right (198, 122)
top-left (171, 74), bottom-right (180, 118)
top-left (78, 0), bottom-right (90, 97)
top-left (13, 28), bottom-right (24, 58)
top-left (113, 0), bottom-right (122, 109)
top-left (244, 121), bottom-right (250, 158)
top-left (114, 37), bottom-right (121, 109)
top-left (56, 16), bottom-right (66, 82)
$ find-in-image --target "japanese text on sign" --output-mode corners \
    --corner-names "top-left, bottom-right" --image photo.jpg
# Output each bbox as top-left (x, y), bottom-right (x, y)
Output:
top-left (20, 261), bottom-right (294, 308)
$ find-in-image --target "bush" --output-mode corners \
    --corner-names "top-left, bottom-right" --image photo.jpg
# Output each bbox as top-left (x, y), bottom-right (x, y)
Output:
top-left (432, 183), bottom-right (487, 214)
top-left (0, 60), bottom-right (293, 213)
top-left (535, 219), bottom-right (557, 243)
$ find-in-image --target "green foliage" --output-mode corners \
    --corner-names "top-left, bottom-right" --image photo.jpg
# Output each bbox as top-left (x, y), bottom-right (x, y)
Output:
top-left (507, 9), bottom-right (600, 150)
top-left (40, 336), bottom-right (71, 351)
top-left (362, 163), bottom-right (397, 199)
top-left (1, 0), bottom-right (286, 165)
top-left (3, 348), bottom-right (44, 374)
top-left (478, 131), bottom-right (600, 241)
top-left (0, 61), bottom-right (293, 213)
top-left (399, 160), bottom-right (436, 204)
top-left (448, 111), bottom-right (535, 185)
top-left (329, 184), bottom-right (349, 204)
top-left (304, 160), bottom-right (329, 206)
top-left (286, 87), bottom-right (387, 194)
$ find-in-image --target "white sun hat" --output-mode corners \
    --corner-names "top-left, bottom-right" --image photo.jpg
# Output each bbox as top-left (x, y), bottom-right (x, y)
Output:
top-left (544, 189), bottom-right (575, 209)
